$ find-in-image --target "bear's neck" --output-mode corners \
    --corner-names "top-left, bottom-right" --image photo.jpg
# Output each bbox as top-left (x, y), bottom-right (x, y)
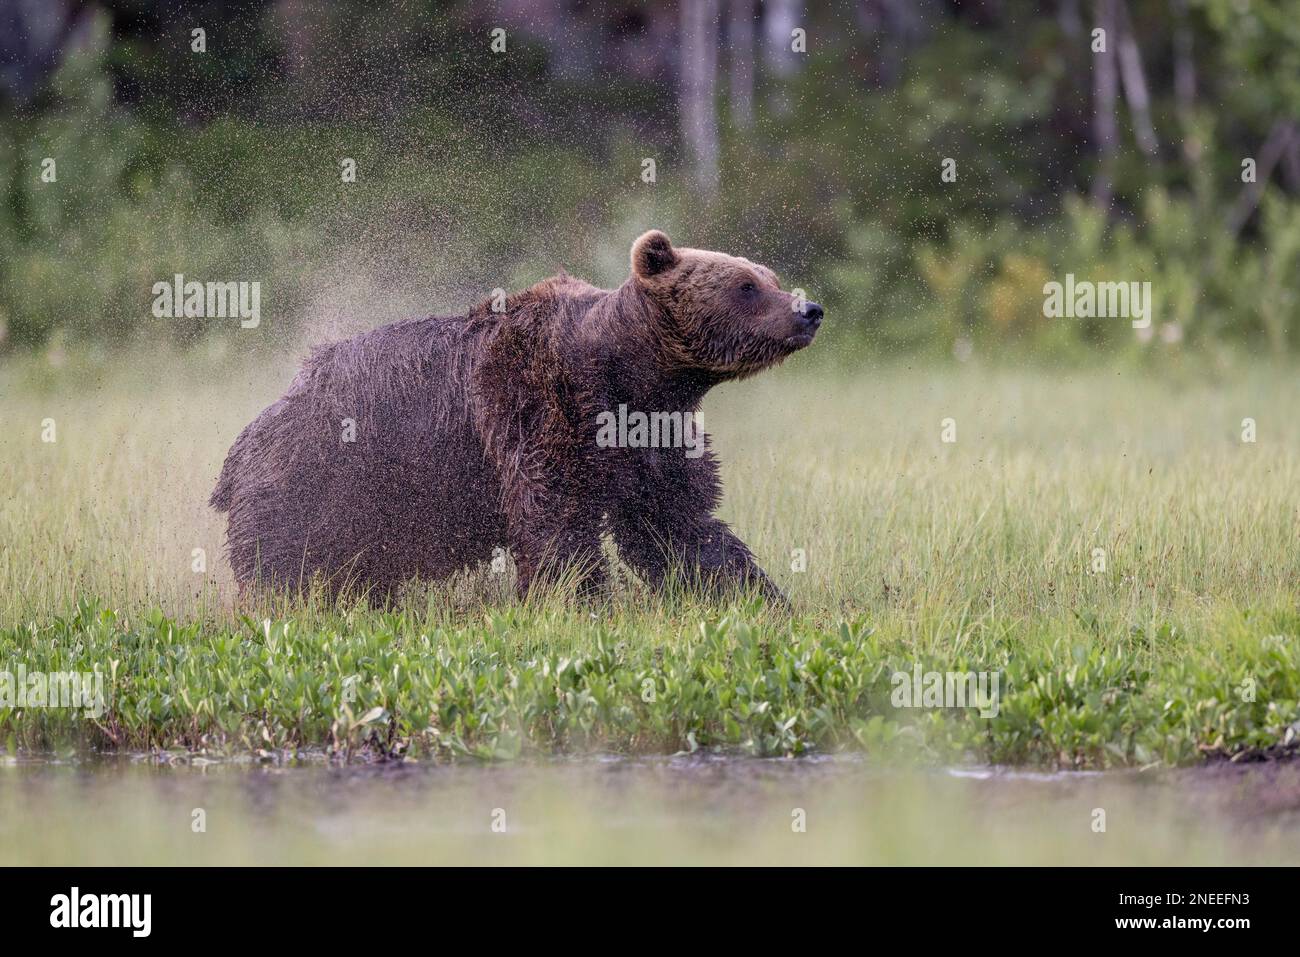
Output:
top-left (609, 361), bottom-right (719, 413)
top-left (596, 280), bottom-right (723, 412)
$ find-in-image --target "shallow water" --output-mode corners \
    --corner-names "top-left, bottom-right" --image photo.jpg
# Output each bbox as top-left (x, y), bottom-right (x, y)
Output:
top-left (3, 753), bottom-right (1298, 865)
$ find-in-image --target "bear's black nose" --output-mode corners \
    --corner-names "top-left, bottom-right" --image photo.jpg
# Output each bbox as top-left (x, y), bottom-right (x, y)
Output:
top-left (800, 302), bottom-right (824, 331)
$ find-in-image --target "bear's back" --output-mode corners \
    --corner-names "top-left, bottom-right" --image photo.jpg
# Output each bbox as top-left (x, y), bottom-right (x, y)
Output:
top-left (212, 312), bottom-right (506, 592)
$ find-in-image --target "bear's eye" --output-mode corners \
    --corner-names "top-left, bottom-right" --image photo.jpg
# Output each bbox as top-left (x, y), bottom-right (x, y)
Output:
top-left (740, 281), bottom-right (758, 295)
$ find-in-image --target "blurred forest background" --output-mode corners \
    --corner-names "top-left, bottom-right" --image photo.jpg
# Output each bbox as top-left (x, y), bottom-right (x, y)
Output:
top-left (1, 0), bottom-right (1297, 361)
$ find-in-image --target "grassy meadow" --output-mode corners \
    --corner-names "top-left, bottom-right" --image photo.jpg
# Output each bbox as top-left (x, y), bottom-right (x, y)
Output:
top-left (5, 0), bottom-right (1299, 869)
top-left (2, 347), bottom-right (1298, 768)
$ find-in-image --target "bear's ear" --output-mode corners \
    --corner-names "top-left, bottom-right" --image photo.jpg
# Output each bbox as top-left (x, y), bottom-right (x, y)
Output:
top-left (631, 230), bottom-right (679, 279)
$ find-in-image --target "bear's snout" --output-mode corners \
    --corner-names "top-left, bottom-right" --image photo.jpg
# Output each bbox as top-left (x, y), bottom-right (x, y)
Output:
top-left (800, 301), bottom-right (824, 332)
top-left (779, 300), bottom-right (823, 350)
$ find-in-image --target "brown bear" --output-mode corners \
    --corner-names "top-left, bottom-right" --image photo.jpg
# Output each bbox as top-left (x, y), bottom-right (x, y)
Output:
top-left (210, 230), bottom-right (822, 602)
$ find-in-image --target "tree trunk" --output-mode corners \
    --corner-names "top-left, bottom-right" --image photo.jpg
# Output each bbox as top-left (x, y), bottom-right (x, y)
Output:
top-left (1115, 0), bottom-right (1158, 156)
top-left (680, 0), bottom-right (721, 200)
top-left (1171, 0), bottom-right (1199, 166)
top-left (729, 0), bottom-right (755, 129)
top-left (1057, 0), bottom-right (1083, 37)
top-left (1227, 120), bottom-right (1297, 235)
top-left (1281, 123), bottom-right (1300, 192)
top-left (764, 0), bottom-right (801, 77)
top-left (1090, 0), bottom-right (1120, 212)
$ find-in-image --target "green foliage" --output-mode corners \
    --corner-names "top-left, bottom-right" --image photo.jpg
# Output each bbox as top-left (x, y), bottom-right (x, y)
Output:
top-left (3, 597), bottom-right (1296, 768)
top-left (1198, 0), bottom-right (1300, 120)
top-left (0, 2), bottom-right (1295, 356)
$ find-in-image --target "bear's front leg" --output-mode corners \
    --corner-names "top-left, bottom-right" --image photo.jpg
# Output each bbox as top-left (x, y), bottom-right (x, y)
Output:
top-left (609, 448), bottom-right (787, 605)
top-left (613, 511), bottom-right (787, 606)
top-left (507, 497), bottom-right (608, 601)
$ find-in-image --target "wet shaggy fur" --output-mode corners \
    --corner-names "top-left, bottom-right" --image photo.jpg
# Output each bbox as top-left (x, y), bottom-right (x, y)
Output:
top-left (211, 230), bottom-right (823, 601)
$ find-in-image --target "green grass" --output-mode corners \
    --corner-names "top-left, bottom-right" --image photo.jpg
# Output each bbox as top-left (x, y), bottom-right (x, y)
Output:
top-left (2, 348), bottom-right (1299, 767)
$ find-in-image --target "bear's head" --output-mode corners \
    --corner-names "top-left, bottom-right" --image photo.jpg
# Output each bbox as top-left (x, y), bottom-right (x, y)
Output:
top-left (629, 230), bottom-right (822, 379)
